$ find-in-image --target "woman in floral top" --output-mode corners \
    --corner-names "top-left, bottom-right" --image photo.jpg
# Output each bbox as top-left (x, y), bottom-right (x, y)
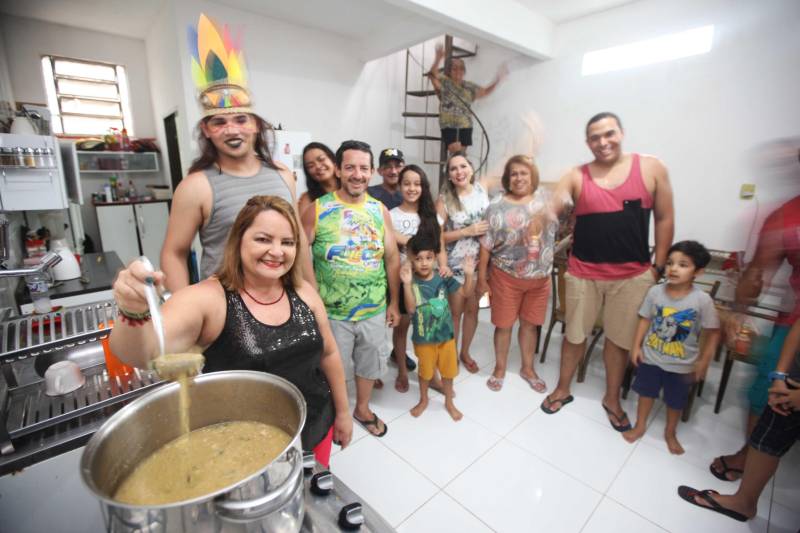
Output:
top-left (478, 155), bottom-right (558, 392)
top-left (436, 152), bottom-right (491, 373)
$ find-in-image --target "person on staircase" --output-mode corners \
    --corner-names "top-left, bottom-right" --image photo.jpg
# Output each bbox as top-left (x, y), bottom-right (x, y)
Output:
top-left (427, 42), bottom-right (508, 155)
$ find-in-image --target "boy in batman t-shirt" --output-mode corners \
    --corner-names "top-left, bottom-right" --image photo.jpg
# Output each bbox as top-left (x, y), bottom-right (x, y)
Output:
top-left (622, 241), bottom-right (721, 454)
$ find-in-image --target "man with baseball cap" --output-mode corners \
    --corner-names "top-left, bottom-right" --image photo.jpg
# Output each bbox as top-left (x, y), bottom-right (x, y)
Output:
top-left (368, 148), bottom-right (405, 210)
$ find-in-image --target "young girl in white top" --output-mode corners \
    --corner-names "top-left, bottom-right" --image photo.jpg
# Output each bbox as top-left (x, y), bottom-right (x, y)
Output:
top-left (436, 153), bottom-right (491, 373)
top-left (390, 165), bottom-right (450, 392)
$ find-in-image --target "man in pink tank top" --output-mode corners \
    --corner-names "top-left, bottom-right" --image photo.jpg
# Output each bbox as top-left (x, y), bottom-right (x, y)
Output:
top-left (542, 112), bottom-right (675, 433)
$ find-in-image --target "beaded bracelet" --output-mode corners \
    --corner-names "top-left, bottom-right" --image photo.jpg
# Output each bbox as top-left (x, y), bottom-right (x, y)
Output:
top-left (119, 314), bottom-right (151, 327)
top-left (118, 306), bottom-right (151, 321)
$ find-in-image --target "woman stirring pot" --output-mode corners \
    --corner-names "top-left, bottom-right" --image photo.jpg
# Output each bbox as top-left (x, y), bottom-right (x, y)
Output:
top-left (110, 195), bottom-right (352, 466)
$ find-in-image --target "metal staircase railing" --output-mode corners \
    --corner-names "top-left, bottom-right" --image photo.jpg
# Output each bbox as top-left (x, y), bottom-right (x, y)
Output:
top-left (402, 35), bottom-right (490, 186)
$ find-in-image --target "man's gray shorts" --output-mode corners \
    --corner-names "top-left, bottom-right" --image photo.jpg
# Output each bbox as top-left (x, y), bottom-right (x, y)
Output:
top-left (329, 313), bottom-right (389, 380)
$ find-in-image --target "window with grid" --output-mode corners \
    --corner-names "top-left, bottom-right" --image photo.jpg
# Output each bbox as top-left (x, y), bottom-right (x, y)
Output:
top-left (41, 56), bottom-right (135, 136)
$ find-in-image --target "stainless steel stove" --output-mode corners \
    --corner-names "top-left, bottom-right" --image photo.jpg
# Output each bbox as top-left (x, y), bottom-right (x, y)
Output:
top-left (301, 453), bottom-right (394, 532)
top-left (0, 301), bottom-right (396, 532)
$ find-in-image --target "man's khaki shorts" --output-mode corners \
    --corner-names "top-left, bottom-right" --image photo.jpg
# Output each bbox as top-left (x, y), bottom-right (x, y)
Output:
top-left (329, 313), bottom-right (389, 381)
top-left (564, 268), bottom-right (654, 351)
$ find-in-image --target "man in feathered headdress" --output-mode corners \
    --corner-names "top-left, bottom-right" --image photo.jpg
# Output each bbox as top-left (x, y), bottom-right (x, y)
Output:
top-left (161, 13), bottom-right (314, 290)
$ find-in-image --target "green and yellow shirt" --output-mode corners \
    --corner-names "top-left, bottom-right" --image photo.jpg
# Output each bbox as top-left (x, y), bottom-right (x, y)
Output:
top-left (312, 191), bottom-right (387, 321)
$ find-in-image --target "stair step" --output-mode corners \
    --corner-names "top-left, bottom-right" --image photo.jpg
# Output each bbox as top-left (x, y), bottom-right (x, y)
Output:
top-left (405, 135), bottom-right (441, 141)
top-left (402, 112), bottom-right (439, 118)
top-left (406, 90), bottom-right (437, 97)
top-left (452, 45), bottom-right (477, 58)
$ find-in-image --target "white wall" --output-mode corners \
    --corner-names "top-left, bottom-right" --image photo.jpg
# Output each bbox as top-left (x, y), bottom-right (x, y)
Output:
top-left (466, 0), bottom-right (800, 252)
top-left (163, 0), bottom-right (437, 186)
top-left (145, 1), bottom-right (193, 178)
top-left (0, 27), bottom-right (14, 105)
top-left (1, 15), bottom-right (157, 137)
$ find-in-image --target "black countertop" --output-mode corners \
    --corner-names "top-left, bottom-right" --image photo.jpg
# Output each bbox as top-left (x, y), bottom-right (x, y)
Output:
top-left (15, 252), bottom-right (124, 307)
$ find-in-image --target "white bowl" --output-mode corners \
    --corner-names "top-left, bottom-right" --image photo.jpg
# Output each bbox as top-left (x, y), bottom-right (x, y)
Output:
top-left (44, 360), bottom-right (86, 396)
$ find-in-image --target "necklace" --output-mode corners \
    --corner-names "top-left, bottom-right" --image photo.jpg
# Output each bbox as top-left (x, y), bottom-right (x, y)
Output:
top-left (242, 286), bottom-right (285, 305)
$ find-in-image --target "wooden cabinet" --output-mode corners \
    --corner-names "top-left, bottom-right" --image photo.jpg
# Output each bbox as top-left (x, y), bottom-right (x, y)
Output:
top-left (96, 201), bottom-right (169, 268)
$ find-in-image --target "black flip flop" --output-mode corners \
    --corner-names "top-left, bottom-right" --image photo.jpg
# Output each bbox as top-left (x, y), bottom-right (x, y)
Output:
top-left (353, 413), bottom-right (388, 438)
top-left (709, 456), bottom-right (744, 482)
top-left (677, 485), bottom-right (748, 522)
top-left (602, 403), bottom-right (632, 432)
top-left (541, 395), bottom-right (574, 414)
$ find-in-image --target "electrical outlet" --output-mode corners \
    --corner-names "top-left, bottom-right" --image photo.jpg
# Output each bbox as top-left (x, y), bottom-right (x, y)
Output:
top-left (740, 184), bottom-right (755, 199)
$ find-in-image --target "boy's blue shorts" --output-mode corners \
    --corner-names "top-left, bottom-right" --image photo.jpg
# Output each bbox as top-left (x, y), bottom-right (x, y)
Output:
top-left (632, 363), bottom-right (694, 410)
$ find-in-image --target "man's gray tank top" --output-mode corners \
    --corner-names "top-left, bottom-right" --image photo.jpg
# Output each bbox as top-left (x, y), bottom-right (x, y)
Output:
top-left (200, 164), bottom-right (292, 279)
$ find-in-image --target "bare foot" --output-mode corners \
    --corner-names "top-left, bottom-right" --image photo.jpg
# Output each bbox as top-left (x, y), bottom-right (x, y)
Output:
top-left (459, 353), bottom-right (479, 373)
top-left (410, 397), bottom-right (429, 417)
top-left (622, 426), bottom-right (645, 443)
top-left (666, 433), bottom-right (685, 455)
top-left (445, 402), bottom-right (463, 421)
top-left (395, 372), bottom-right (409, 393)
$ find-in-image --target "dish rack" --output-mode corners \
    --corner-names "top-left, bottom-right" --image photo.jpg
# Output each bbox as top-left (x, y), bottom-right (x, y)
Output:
top-left (0, 301), bottom-right (163, 465)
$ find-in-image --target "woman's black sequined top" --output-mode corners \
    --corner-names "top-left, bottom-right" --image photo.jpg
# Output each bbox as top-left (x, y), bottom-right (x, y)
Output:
top-left (204, 285), bottom-right (335, 449)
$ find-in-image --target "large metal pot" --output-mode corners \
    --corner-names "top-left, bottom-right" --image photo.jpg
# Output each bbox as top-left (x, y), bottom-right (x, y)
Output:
top-left (80, 370), bottom-right (307, 532)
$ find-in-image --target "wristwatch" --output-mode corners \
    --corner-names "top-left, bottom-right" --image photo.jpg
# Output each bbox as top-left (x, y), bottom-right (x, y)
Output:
top-left (652, 264), bottom-right (666, 279)
top-left (768, 371), bottom-right (789, 382)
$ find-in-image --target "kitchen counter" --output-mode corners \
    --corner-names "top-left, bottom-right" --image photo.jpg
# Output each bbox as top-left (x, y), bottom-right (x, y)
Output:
top-left (15, 251), bottom-right (124, 311)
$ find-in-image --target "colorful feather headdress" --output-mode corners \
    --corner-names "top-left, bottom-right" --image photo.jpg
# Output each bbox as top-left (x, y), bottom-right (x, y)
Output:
top-left (188, 13), bottom-right (252, 118)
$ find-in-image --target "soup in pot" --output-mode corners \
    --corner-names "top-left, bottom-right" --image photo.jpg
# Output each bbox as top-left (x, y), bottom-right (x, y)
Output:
top-left (114, 421), bottom-right (292, 505)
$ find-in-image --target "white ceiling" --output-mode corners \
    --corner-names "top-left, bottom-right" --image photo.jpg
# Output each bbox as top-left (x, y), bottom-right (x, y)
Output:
top-left (0, 0), bottom-right (167, 40)
top-left (0, 0), bottom-right (641, 41)
top-left (516, 0), bottom-right (640, 23)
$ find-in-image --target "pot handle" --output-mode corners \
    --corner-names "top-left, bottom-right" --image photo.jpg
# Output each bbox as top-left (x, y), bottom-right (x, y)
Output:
top-left (214, 447), bottom-right (303, 520)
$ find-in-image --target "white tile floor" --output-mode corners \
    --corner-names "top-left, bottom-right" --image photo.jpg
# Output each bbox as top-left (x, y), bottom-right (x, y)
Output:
top-left (331, 310), bottom-right (800, 533)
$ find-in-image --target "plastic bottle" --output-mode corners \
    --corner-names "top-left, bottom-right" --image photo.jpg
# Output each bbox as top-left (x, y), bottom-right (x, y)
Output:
top-left (26, 273), bottom-right (52, 314)
top-left (121, 128), bottom-right (131, 151)
top-left (109, 176), bottom-right (118, 201)
top-left (128, 180), bottom-right (138, 200)
top-left (103, 183), bottom-right (113, 203)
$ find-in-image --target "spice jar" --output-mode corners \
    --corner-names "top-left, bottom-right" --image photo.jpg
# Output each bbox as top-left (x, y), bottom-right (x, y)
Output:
top-left (33, 148), bottom-right (44, 168)
top-left (44, 147), bottom-right (55, 168)
top-left (23, 147), bottom-right (36, 167)
top-left (14, 147), bottom-right (25, 166)
top-left (0, 147), bottom-right (13, 166)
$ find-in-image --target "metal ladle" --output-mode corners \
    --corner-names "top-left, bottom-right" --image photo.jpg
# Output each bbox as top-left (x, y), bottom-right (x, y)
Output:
top-left (139, 256), bottom-right (204, 380)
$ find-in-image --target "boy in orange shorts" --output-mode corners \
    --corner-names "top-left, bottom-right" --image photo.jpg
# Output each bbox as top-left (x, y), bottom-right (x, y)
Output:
top-left (401, 233), bottom-right (475, 421)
